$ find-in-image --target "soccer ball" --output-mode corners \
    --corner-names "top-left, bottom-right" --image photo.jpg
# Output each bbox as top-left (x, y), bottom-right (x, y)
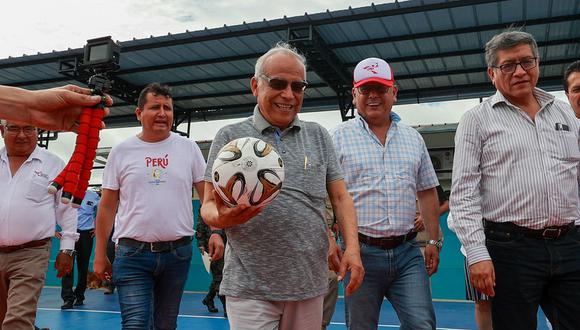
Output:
top-left (211, 137), bottom-right (285, 207)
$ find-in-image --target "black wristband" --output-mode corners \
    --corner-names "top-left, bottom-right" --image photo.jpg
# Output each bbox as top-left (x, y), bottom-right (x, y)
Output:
top-left (211, 229), bottom-right (225, 236)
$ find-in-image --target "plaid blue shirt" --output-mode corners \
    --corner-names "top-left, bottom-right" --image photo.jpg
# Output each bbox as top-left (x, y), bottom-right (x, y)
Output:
top-left (331, 112), bottom-right (439, 237)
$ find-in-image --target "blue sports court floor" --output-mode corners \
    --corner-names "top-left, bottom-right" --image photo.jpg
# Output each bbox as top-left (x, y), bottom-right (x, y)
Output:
top-left (34, 286), bottom-right (552, 329)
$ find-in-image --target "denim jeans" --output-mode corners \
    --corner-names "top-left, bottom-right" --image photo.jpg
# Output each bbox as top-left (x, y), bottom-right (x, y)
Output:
top-left (113, 242), bottom-right (192, 330)
top-left (486, 225), bottom-right (580, 330)
top-left (344, 239), bottom-right (435, 330)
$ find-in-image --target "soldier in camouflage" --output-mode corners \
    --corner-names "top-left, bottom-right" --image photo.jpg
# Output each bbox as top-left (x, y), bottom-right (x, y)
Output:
top-left (196, 213), bottom-right (226, 317)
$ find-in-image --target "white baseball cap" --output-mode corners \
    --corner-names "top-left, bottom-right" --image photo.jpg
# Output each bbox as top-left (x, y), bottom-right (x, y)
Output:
top-left (353, 57), bottom-right (394, 88)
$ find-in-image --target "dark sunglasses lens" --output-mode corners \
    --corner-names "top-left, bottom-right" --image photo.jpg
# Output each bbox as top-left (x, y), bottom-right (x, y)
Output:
top-left (290, 82), bottom-right (307, 92)
top-left (268, 79), bottom-right (288, 90)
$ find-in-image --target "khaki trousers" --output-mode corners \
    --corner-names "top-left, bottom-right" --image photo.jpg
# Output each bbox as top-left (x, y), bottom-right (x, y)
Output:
top-left (227, 294), bottom-right (324, 330)
top-left (0, 241), bottom-right (51, 330)
top-left (322, 270), bottom-right (338, 329)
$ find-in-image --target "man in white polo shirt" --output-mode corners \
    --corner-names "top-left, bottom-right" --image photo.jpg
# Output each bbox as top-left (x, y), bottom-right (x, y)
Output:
top-left (93, 83), bottom-right (223, 329)
top-left (0, 120), bottom-right (78, 329)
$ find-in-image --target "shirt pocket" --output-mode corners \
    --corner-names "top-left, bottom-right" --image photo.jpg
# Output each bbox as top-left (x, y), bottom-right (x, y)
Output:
top-left (547, 130), bottom-right (580, 161)
top-left (25, 175), bottom-right (52, 203)
top-left (301, 163), bottom-right (327, 198)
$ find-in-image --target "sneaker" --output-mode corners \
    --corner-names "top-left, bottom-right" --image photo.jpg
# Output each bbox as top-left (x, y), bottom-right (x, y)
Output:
top-left (73, 298), bottom-right (84, 306)
top-left (61, 300), bottom-right (74, 310)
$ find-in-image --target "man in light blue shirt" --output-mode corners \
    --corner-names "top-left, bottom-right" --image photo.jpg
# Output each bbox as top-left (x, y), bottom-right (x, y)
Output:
top-left (331, 57), bottom-right (441, 330)
top-left (60, 189), bottom-right (100, 309)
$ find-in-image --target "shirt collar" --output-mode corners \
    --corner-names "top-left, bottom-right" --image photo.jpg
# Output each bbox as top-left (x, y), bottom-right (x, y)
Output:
top-left (490, 87), bottom-right (554, 110)
top-left (355, 111), bottom-right (401, 131)
top-left (251, 104), bottom-right (302, 134)
top-left (0, 146), bottom-right (42, 163)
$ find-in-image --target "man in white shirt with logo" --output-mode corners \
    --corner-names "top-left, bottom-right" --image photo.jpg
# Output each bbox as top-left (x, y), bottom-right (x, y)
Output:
top-left (93, 83), bottom-right (223, 329)
top-left (0, 120), bottom-right (78, 329)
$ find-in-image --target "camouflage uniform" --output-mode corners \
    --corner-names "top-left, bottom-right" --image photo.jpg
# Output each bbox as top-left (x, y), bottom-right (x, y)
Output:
top-left (195, 215), bottom-right (226, 314)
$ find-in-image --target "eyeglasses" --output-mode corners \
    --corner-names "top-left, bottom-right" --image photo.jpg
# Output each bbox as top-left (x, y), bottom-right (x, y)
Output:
top-left (260, 75), bottom-right (308, 93)
top-left (4, 125), bottom-right (37, 135)
top-left (357, 85), bottom-right (391, 95)
top-left (493, 57), bottom-right (538, 74)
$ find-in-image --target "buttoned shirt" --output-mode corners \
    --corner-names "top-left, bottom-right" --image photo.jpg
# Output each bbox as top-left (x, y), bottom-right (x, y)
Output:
top-left (76, 189), bottom-right (100, 230)
top-left (0, 146), bottom-right (78, 249)
top-left (450, 88), bottom-right (580, 266)
top-left (203, 105), bottom-right (343, 301)
top-left (331, 112), bottom-right (439, 237)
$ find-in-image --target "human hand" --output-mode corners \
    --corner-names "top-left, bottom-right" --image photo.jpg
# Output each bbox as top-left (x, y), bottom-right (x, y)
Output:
top-left (469, 260), bottom-right (495, 297)
top-left (208, 234), bottom-right (225, 261)
top-left (424, 245), bottom-right (440, 276)
top-left (327, 235), bottom-right (342, 272)
top-left (340, 248), bottom-right (364, 296)
top-left (54, 231), bottom-right (62, 239)
top-left (27, 85), bottom-right (112, 132)
top-left (211, 190), bottom-right (264, 228)
top-left (414, 215), bottom-right (425, 232)
top-left (55, 252), bottom-right (73, 278)
top-left (93, 253), bottom-right (113, 282)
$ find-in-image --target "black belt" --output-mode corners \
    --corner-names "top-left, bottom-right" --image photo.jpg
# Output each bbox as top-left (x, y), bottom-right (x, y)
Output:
top-left (0, 238), bottom-right (50, 253)
top-left (358, 231), bottom-right (417, 250)
top-left (484, 220), bottom-right (574, 240)
top-left (118, 236), bottom-right (191, 253)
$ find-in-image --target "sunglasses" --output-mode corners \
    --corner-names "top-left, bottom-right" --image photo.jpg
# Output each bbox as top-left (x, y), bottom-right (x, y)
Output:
top-left (260, 75), bottom-right (308, 93)
top-left (357, 85), bottom-right (391, 95)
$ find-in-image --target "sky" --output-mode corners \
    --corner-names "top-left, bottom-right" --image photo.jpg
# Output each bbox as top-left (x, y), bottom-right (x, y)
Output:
top-left (0, 0), bottom-right (572, 183)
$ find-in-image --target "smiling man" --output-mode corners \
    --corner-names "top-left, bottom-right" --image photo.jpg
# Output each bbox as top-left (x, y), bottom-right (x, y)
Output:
top-left (331, 58), bottom-right (441, 330)
top-left (201, 43), bottom-right (363, 330)
top-left (0, 120), bottom-right (78, 329)
top-left (451, 31), bottom-right (580, 330)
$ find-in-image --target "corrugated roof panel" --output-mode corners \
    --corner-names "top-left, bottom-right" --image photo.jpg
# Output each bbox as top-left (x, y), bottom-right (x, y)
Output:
top-left (380, 15), bottom-right (411, 38)
top-left (444, 5), bottom-right (477, 29)
top-left (431, 35), bottom-right (460, 53)
top-left (454, 33), bottom-right (485, 52)
top-left (406, 38), bottom-right (438, 55)
top-left (524, 0), bottom-right (553, 20)
top-left (552, 0), bottom-right (580, 16)
top-left (441, 57), bottom-right (465, 70)
top-left (473, 2), bottom-right (501, 25)
top-left (499, 0), bottom-right (526, 22)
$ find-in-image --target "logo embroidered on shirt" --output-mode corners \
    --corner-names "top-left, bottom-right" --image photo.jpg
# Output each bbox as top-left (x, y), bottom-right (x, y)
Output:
top-left (34, 170), bottom-right (49, 179)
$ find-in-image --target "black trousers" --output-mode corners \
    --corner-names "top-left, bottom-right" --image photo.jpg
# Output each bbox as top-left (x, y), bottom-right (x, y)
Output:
top-left (486, 225), bottom-right (580, 330)
top-left (61, 229), bottom-right (94, 302)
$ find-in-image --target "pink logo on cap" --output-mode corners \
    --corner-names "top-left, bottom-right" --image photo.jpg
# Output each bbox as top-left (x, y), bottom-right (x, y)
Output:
top-left (353, 57), bottom-right (395, 88)
top-left (363, 63), bottom-right (379, 75)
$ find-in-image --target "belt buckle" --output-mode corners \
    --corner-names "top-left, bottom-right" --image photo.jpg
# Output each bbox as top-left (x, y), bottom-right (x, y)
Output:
top-left (150, 242), bottom-right (169, 253)
top-left (541, 228), bottom-right (561, 239)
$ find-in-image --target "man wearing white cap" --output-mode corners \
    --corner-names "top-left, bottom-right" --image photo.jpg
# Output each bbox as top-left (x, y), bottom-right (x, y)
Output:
top-left (330, 58), bottom-right (441, 330)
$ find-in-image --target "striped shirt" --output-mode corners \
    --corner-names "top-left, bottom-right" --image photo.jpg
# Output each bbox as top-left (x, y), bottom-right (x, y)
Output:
top-left (331, 112), bottom-right (439, 237)
top-left (450, 88), bottom-right (580, 266)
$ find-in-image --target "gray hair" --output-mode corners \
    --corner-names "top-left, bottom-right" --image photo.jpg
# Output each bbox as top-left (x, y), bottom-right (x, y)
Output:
top-left (485, 30), bottom-right (539, 67)
top-left (254, 42), bottom-right (307, 79)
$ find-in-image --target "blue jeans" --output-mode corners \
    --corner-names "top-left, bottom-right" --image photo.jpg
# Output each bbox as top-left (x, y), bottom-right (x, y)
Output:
top-left (113, 242), bottom-right (192, 330)
top-left (344, 240), bottom-right (435, 330)
top-left (486, 225), bottom-right (580, 330)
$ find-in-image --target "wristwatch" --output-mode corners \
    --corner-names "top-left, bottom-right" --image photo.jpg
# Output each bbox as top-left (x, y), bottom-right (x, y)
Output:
top-left (59, 249), bottom-right (76, 257)
top-left (426, 239), bottom-right (443, 250)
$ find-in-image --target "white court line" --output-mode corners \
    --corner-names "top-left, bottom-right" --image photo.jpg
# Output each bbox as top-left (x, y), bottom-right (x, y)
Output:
top-left (38, 308), bottom-right (469, 329)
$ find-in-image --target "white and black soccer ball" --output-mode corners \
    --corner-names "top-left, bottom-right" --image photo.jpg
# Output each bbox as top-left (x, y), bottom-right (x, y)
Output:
top-left (211, 137), bottom-right (285, 207)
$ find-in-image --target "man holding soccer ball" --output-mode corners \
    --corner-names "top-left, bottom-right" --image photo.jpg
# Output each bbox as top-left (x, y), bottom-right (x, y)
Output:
top-left (201, 43), bottom-right (364, 329)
